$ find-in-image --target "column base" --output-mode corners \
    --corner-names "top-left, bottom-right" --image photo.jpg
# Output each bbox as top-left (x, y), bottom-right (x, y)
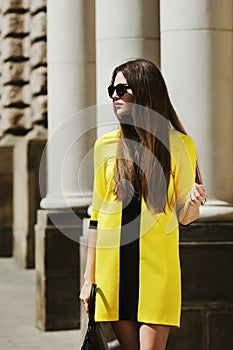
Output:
top-left (0, 136), bottom-right (19, 256)
top-left (40, 192), bottom-right (93, 209)
top-left (13, 126), bottom-right (47, 268)
top-left (199, 200), bottom-right (233, 222)
top-left (167, 220), bottom-right (233, 349)
top-left (35, 208), bottom-right (87, 331)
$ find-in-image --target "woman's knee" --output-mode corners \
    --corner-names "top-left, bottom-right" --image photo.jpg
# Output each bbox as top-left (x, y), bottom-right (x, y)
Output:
top-left (111, 320), bottom-right (140, 350)
top-left (139, 323), bottom-right (170, 350)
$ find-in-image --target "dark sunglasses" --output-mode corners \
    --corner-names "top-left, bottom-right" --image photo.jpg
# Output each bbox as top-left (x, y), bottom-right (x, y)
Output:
top-left (108, 83), bottom-right (130, 98)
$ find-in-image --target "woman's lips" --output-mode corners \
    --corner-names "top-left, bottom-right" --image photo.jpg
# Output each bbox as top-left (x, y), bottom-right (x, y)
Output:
top-left (114, 103), bottom-right (123, 109)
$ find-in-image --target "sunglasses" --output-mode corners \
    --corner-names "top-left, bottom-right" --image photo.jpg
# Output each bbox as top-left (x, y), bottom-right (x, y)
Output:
top-left (108, 84), bottom-right (130, 98)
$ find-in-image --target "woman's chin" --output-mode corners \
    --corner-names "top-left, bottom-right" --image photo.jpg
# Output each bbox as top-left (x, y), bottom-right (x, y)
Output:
top-left (114, 108), bottom-right (124, 118)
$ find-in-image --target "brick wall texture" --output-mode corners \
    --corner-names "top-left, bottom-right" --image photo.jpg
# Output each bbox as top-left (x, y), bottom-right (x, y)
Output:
top-left (0, 0), bottom-right (47, 136)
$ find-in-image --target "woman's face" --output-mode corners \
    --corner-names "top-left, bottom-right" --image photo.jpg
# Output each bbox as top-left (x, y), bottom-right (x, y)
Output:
top-left (111, 71), bottom-right (134, 120)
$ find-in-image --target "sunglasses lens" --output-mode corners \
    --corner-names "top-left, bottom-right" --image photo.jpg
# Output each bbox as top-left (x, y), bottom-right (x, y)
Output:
top-left (108, 85), bottom-right (115, 98)
top-left (116, 84), bottom-right (126, 97)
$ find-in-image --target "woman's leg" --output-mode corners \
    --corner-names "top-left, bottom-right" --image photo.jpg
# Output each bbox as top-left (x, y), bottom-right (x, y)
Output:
top-left (111, 320), bottom-right (140, 350)
top-left (139, 324), bottom-right (170, 350)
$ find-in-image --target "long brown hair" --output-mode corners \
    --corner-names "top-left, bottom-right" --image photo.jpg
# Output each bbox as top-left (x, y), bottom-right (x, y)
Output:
top-left (111, 58), bottom-right (202, 213)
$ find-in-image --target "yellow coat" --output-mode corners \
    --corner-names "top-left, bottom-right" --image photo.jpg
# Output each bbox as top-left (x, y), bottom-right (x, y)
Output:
top-left (90, 129), bottom-right (196, 327)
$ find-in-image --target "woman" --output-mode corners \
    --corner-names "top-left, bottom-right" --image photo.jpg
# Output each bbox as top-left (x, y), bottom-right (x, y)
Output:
top-left (80, 58), bottom-right (207, 350)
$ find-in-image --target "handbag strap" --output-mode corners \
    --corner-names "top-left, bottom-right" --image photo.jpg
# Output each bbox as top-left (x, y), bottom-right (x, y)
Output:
top-left (88, 283), bottom-right (97, 323)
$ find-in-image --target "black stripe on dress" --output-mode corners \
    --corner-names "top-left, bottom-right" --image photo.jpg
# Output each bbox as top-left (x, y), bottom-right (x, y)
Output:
top-left (89, 220), bottom-right (98, 229)
top-left (119, 193), bottom-right (141, 321)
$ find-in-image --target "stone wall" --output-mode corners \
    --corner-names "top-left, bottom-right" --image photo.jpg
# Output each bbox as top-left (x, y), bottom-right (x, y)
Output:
top-left (30, 0), bottom-right (47, 126)
top-left (0, 0), bottom-right (47, 261)
top-left (0, 0), bottom-right (47, 137)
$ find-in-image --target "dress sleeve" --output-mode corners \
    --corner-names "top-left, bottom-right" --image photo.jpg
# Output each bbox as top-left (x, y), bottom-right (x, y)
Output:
top-left (89, 137), bottom-right (107, 228)
top-left (174, 134), bottom-right (197, 211)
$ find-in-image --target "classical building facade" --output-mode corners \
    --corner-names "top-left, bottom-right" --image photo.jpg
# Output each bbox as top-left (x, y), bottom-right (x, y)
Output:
top-left (0, 0), bottom-right (47, 266)
top-left (0, 0), bottom-right (232, 349)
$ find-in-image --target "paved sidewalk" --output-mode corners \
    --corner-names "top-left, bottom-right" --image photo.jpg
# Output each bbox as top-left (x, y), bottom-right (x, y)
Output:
top-left (0, 258), bottom-right (80, 350)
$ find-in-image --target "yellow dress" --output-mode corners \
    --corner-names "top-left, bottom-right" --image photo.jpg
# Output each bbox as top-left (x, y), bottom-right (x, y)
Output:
top-left (90, 128), bottom-right (196, 327)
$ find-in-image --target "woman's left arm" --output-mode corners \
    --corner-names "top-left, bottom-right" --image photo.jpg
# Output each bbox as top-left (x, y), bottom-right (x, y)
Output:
top-left (178, 183), bottom-right (207, 225)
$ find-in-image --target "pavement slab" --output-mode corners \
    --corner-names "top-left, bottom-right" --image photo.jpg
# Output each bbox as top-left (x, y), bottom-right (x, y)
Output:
top-left (0, 258), bottom-right (80, 350)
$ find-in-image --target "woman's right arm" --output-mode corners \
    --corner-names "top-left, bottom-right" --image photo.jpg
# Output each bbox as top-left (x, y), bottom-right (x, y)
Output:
top-left (79, 136), bottom-right (106, 312)
top-left (79, 228), bottom-right (97, 313)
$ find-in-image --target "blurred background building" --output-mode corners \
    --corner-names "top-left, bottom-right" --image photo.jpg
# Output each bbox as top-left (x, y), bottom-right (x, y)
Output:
top-left (0, 0), bottom-right (232, 349)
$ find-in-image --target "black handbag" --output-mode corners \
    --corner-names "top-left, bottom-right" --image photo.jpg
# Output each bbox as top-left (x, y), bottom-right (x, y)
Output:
top-left (81, 283), bottom-right (108, 350)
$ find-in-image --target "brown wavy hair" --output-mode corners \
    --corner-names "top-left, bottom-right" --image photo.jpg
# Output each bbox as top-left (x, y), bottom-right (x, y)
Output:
top-left (111, 58), bottom-right (202, 213)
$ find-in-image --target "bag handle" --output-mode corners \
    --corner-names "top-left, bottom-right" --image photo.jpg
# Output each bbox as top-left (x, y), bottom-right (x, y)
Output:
top-left (88, 283), bottom-right (97, 323)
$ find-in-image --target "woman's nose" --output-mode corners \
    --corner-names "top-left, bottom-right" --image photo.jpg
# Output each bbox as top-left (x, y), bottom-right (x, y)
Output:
top-left (112, 90), bottom-right (119, 99)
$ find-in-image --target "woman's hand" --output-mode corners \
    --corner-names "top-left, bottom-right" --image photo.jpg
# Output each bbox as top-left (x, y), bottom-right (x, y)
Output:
top-left (79, 282), bottom-right (93, 314)
top-left (189, 183), bottom-right (207, 206)
top-left (179, 183), bottom-right (207, 225)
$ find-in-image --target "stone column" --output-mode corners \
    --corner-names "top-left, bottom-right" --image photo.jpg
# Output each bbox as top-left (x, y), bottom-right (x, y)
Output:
top-left (40, 0), bottom-right (95, 209)
top-left (160, 0), bottom-right (233, 205)
top-left (36, 0), bottom-right (96, 330)
top-left (160, 2), bottom-right (233, 348)
top-left (95, 0), bottom-right (160, 136)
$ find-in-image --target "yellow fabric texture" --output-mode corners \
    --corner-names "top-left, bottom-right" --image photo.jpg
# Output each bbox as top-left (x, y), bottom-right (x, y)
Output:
top-left (90, 129), bottom-right (196, 327)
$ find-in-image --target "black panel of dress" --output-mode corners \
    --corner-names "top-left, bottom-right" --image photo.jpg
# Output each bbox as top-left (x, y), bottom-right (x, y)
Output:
top-left (119, 164), bottom-right (142, 321)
